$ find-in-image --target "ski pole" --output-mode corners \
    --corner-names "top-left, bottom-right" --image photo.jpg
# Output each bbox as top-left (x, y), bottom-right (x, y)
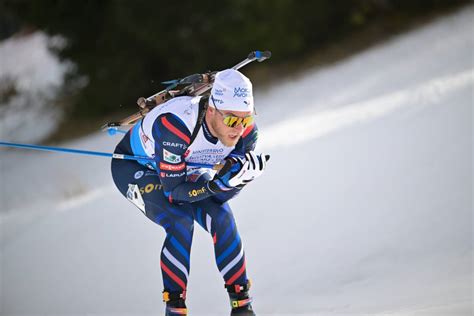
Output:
top-left (0, 141), bottom-right (153, 161)
top-left (0, 141), bottom-right (229, 169)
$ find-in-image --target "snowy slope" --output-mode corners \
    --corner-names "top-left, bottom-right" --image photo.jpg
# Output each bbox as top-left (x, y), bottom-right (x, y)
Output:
top-left (1, 6), bottom-right (472, 316)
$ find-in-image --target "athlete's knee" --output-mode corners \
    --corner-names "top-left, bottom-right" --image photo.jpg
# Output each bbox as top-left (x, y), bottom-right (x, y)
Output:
top-left (212, 209), bottom-right (237, 238)
top-left (174, 213), bottom-right (194, 230)
top-left (220, 209), bottom-right (235, 225)
top-left (162, 207), bottom-right (193, 235)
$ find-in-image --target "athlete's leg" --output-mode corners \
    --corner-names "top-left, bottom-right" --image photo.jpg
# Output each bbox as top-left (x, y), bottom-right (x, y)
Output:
top-left (193, 198), bottom-right (255, 314)
top-left (110, 133), bottom-right (194, 309)
top-left (193, 199), bottom-right (248, 286)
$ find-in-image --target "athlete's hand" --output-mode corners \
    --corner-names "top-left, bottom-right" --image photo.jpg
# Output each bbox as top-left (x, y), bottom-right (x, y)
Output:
top-left (235, 152), bottom-right (269, 187)
top-left (207, 152), bottom-right (269, 193)
top-left (207, 156), bottom-right (247, 193)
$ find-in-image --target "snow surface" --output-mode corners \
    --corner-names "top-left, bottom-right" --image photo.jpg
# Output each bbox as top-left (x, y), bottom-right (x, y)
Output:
top-left (1, 6), bottom-right (473, 316)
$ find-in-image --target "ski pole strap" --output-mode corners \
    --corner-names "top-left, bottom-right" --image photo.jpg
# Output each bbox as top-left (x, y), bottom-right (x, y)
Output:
top-left (163, 290), bottom-right (186, 302)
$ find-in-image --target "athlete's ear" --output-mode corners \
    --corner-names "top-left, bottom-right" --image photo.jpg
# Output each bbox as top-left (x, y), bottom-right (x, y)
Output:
top-left (207, 106), bottom-right (215, 115)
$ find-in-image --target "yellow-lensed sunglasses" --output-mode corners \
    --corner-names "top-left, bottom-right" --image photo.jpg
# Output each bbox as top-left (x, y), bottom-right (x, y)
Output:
top-left (211, 96), bottom-right (254, 128)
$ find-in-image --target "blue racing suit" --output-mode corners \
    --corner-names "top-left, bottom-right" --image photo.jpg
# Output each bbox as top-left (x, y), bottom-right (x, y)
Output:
top-left (111, 96), bottom-right (258, 293)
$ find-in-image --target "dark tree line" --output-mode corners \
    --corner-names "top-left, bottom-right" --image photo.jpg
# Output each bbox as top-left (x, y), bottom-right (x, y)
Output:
top-left (0, 0), bottom-right (468, 122)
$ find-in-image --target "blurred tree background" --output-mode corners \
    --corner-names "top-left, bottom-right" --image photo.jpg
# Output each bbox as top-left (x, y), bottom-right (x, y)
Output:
top-left (0, 0), bottom-right (469, 140)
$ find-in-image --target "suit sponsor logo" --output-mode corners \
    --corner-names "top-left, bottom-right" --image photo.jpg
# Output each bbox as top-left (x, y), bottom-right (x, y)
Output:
top-left (145, 171), bottom-right (159, 177)
top-left (193, 148), bottom-right (224, 154)
top-left (134, 170), bottom-right (144, 179)
top-left (185, 148), bottom-right (228, 165)
top-left (160, 162), bottom-right (185, 171)
top-left (160, 171), bottom-right (186, 178)
top-left (163, 148), bottom-right (181, 163)
top-left (183, 104), bottom-right (193, 115)
top-left (138, 183), bottom-right (163, 195)
top-left (162, 141), bottom-right (187, 150)
top-left (188, 186), bottom-right (207, 198)
top-left (141, 133), bottom-right (150, 143)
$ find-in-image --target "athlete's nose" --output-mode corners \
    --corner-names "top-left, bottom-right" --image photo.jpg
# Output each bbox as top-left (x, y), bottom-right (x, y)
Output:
top-left (233, 123), bottom-right (245, 133)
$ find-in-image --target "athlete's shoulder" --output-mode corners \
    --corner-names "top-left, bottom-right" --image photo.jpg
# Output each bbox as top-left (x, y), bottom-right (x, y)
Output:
top-left (148, 96), bottom-right (200, 132)
top-left (242, 123), bottom-right (258, 140)
top-left (154, 112), bottom-right (192, 146)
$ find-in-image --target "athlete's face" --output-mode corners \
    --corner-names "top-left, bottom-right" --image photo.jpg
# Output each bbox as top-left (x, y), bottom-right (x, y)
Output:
top-left (206, 106), bottom-right (252, 147)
